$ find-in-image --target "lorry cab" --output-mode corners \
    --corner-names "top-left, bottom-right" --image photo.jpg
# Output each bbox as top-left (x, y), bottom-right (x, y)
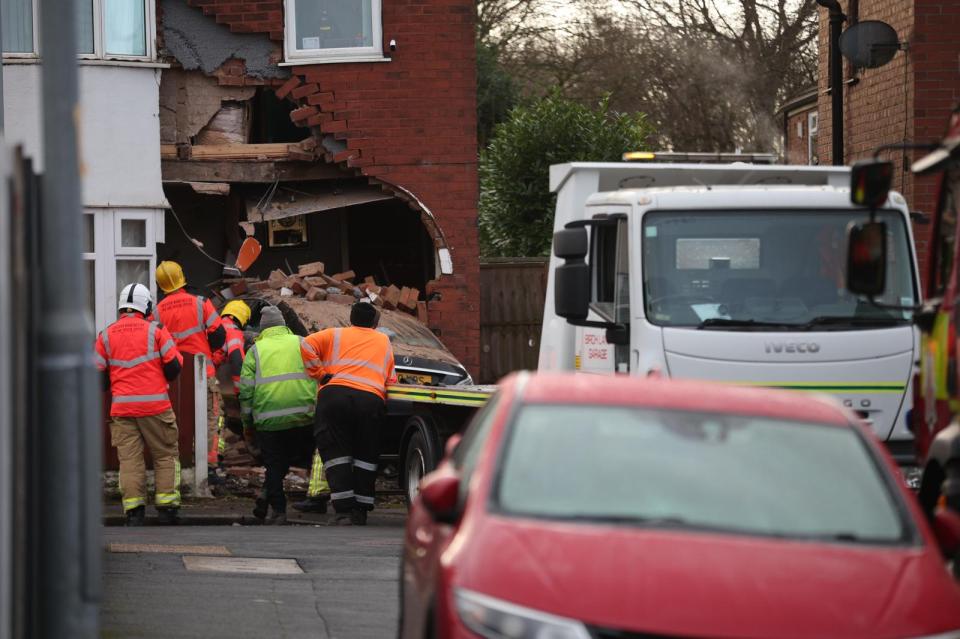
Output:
top-left (540, 161), bottom-right (921, 457)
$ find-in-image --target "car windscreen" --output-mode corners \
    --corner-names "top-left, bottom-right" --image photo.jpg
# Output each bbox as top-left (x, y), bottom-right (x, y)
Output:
top-left (642, 209), bottom-right (917, 329)
top-left (495, 405), bottom-right (910, 544)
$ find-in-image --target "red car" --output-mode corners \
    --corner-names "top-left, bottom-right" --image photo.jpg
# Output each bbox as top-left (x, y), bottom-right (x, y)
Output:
top-left (400, 373), bottom-right (960, 639)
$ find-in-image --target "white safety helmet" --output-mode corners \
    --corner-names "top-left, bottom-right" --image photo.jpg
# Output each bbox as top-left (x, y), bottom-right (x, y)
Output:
top-left (118, 283), bottom-right (153, 316)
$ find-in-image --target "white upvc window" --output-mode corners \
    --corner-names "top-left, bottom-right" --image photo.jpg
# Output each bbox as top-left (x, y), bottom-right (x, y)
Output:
top-left (283, 0), bottom-right (385, 64)
top-left (1, 0), bottom-right (156, 61)
top-left (84, 209), bottom-right (162, 331)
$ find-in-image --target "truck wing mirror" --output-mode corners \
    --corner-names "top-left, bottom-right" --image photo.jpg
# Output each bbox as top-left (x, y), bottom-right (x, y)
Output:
top-left (850, 160), bottom-right (893, 208)
top-left (846, 221), bottom-right (887, 296)
top-left (553, 227), bottom-right (590, 321)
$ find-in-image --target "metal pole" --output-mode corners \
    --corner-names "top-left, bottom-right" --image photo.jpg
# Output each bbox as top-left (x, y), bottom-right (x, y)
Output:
top-left (829, 9), bottom-right (846, 165)
top-left (193, 355), bottom-right (210, 498)
top-left (0, 1), bottom-right (5, 133)
top-left (37, 0), bottom-right (100, 635)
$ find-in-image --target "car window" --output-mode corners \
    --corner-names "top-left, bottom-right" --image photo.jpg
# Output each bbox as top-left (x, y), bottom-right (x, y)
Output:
top-left (452, 393), bottom-right (502, 495)
top-left (495, 405), bottom-right (909, 544)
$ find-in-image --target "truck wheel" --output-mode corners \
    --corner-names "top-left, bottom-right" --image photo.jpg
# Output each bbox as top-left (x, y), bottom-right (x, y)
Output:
top-left (404, 428), bottom-right (436, 506)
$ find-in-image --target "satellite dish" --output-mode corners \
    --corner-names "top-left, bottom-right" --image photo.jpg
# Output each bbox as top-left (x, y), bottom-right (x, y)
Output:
top-left (839, 20), bottom-right (901, 69)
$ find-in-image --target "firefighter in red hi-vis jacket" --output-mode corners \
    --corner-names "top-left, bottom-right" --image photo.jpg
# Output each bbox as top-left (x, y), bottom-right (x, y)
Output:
top-left (95, 283), bottom-right (183, 526)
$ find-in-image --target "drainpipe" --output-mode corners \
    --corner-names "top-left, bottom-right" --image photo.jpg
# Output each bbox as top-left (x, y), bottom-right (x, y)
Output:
top-left (36, 0), bottom-right (100, 636)
top-left (817, 0), bottom-right (847, 165)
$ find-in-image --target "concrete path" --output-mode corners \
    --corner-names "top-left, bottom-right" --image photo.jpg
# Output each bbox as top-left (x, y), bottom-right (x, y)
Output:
top-left (101, 511), bottom-right (404, 639)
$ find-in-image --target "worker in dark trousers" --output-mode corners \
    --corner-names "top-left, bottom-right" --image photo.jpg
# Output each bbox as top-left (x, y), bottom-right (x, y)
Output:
top-left (300, 302), bottom-right (394, 525)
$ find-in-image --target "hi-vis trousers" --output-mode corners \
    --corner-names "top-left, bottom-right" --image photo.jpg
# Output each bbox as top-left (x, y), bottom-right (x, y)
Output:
top-left (314, 386), bottom-right (384, 513)
top-left (110, 408), bottom-right (181, 512)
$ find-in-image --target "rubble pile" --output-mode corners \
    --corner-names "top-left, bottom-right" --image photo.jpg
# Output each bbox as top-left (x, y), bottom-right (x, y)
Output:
top-left (215, 260), bottom-right (429, 324)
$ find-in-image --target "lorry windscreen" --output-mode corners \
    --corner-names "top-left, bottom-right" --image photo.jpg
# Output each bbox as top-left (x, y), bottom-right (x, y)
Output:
top-left (642, 209), bottom-right (917, 329)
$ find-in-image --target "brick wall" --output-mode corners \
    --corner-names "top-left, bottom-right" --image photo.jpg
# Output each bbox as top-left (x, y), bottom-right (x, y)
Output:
top-left (182, 0), bottom-right (481, 374)
top-left (817, 0), bottom-right (960, 281)
top-left (784, 104), bottom-right (817, 164)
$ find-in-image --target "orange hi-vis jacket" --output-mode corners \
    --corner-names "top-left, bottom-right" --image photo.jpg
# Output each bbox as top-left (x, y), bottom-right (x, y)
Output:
top-left (95, 313), bottom-right (183, 417)
top-left (300, 326), bottom-right (395, 400)
top-left (156, 289), bottom-right (222, 376)
top-left (218, 316), bottom-right (246, 392)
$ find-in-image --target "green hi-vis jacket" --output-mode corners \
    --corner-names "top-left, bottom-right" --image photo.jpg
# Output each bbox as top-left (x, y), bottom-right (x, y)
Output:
top-left (239, 326), bottom-right (318, 431)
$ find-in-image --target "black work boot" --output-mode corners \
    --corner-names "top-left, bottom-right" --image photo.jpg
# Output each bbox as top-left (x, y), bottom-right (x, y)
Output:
top-left (325, 512), bottom-right (353, 526)
top-left (125, 505), bottom-right (146, 527)
top-left (292, 495), bottom-right (329, 514)
top-left (350, 509), bottom-right (368, 526)
top-left (156, 507), bottom-right (180, 526)
top-left (265, 511), bottom-right (288, 526)
top-left (252, 495), bottom-right (269, 521)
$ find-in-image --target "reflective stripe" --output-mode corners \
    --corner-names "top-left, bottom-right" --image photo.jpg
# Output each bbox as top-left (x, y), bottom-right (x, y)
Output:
top-left (304, 359), bottom-right (322, 369)
top-left (336, 357), bottom-right (384, 374)
top-left (355, 495), bottom-right (375, 505)
top-left (323, 456), bottom-right (353, 470)
top-left (197, 297), bottom-right (206, 329)
top-left (122, 497), bottom-right (145, 512)
top-left (300, 337), bottom-right (319, 357)
top-left (332, 328), bottom-right (342, 360)
top-left (308, 452), bottom-right (329, 496)
top-left (170, 325), bottom-right (201, 340)
top-left (159, 339), bottom-right (175, 357)
top-left (155, 493), bottom-right (180, 505)
top-left (113, 393), bottom-right (169, 403)
top-left (253, 405), bottom-right (314, 421)
top-left (383, 347), bottom-right (392, 373)
top-left (239, 378), bottom-right (256, 386)
top-left (226, 338), bottom-right (243, 350)
top-left (94, 352), bottom-right (108, 369)
top-left (256, 372), bottom-right (312, 385)
top-left (108, 353), bottom-right (160, 368)
top-left (146, 322), bottom-right (158, 358)
top-left (102, 328), bottom-right (112, 358)
top-left (353, 459), bottom-right (377, 472)
top-left (330, 490), bottom-right (355, 501)
top-left (251, 344), bottom-right (261, 379)
top-left (331, 372), bottom-right (385, 393)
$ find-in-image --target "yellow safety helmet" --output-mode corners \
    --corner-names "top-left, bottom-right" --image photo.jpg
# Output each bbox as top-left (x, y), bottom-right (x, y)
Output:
top-left (221, 300), bottom-right (251, 327)
top-left (156, 260), bottom-right (187, 293)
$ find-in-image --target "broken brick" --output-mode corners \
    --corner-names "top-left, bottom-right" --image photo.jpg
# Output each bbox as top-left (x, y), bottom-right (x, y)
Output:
top-left (268, 270), bottom-right (287, 289)
top-left (248, 281), bottom-right (271, 291)
top-left (306, 287), bottom-right (327, 301)
top-left (416, 301), bottom-right (428, 324)
top-left (382, 285), bottom-right (401, 310)
top-left (290, 83), bottom-right (319, 100)
top-left (298, 262), bottom-right (325, 277)
top-left (328, 293), bottom-right (356, 305)
top-left (331, 270), bottom-right (355, 282)
top-left (290, 106), bottom-right (319, 123)
top-left (289, 277), bottom-right (308, 296)
top-left (229, 280), bottom-right (248, 296)
top-left (275, 76), bottom-right (301, 100)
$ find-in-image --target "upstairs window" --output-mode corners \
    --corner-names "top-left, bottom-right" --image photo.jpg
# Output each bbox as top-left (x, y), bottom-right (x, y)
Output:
top-left (284, 0), bottom-right (384, 64)
top-left (1, 0), bottom-right (153, 60)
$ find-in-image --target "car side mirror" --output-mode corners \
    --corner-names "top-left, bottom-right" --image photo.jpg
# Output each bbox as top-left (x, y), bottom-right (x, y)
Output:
top-left (850, 160), bottom-right (893, 208)
top-left (932, 508), bottom-right (960, 561)
top-left (553, 227), bottom-right (590, 321)
top-left (419, 470), bottom-right (461, 524)
top-left (846, 221), bottom-right (887, 296)
top-left (444, 433), bottom-right (462, 458)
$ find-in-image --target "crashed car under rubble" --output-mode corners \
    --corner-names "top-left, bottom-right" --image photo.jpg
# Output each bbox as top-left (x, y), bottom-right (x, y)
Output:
top-left (214, 292), bottom-right (478, 500)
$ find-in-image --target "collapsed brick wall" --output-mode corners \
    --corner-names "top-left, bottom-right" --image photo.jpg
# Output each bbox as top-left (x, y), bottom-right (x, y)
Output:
top-left (817, 0), bottom-right (960, 282)
top-left (172, 0), bottom-right (481, 375)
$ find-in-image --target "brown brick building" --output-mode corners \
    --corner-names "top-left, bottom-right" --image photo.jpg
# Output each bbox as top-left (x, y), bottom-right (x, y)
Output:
top-left (157, 0), bottom-right (480, 374)
top-left (816, 0), bottom-right (960, 276)
top-left (779, 88), bottom-right (819, 165)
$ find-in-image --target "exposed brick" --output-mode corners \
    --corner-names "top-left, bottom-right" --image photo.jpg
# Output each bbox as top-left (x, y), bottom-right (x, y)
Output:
top-left (320, 119), bottom-right (348, 133)
top-left (275, 76), bottom-right (301, 100)
top-left (290, 106), bottom-right (319, 123)
top-left (298, 261), bottom-right (325, 277)
top-left (291, 83), bottom-right (320, 100)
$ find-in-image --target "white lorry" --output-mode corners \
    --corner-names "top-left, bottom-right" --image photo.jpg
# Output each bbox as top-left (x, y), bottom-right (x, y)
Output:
top-left (538, 159), bottom-right (921, 460)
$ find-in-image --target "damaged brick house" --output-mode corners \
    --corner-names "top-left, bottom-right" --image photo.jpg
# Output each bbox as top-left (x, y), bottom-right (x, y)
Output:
top-left (157, 0), bottom-right (480, 374)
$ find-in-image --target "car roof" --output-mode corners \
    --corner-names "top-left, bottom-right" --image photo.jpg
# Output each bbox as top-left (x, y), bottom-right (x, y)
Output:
top-left (508, 373), bottom-right (851, 427)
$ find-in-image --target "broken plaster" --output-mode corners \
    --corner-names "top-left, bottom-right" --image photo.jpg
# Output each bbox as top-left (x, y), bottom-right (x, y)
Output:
top-left (160, 0), bottom-right (288, 80)
top-left (159, 69), bottom-right (255, 144)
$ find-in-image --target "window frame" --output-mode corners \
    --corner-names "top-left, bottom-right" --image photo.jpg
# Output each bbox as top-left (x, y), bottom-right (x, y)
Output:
top-left (114, 211), bottom-right (152, 255)
top-left (588, 217), bottom-right (630, 325)
top-left (282, 0), bottom-right (385, 65)
top-left (2, 0), bottom-right (155, 62)
top-left (0, 0), bottom-right (39, 58)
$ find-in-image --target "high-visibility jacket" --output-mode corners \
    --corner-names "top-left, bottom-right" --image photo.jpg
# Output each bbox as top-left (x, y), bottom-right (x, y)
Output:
top-left (239, 326), bottom-right (318, 431)
top-left (156, 289), bottom-right (222, 376)
top-left (217, 316), bottom-right (246, 392)
top-left (95, 313), bottom-right (183, 417)
top-left (300, 326), bottom-right (394, 400)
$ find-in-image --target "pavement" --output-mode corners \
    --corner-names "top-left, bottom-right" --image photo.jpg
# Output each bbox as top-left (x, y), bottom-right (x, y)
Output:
top-left (101, 499), bottom-right (406, 639)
